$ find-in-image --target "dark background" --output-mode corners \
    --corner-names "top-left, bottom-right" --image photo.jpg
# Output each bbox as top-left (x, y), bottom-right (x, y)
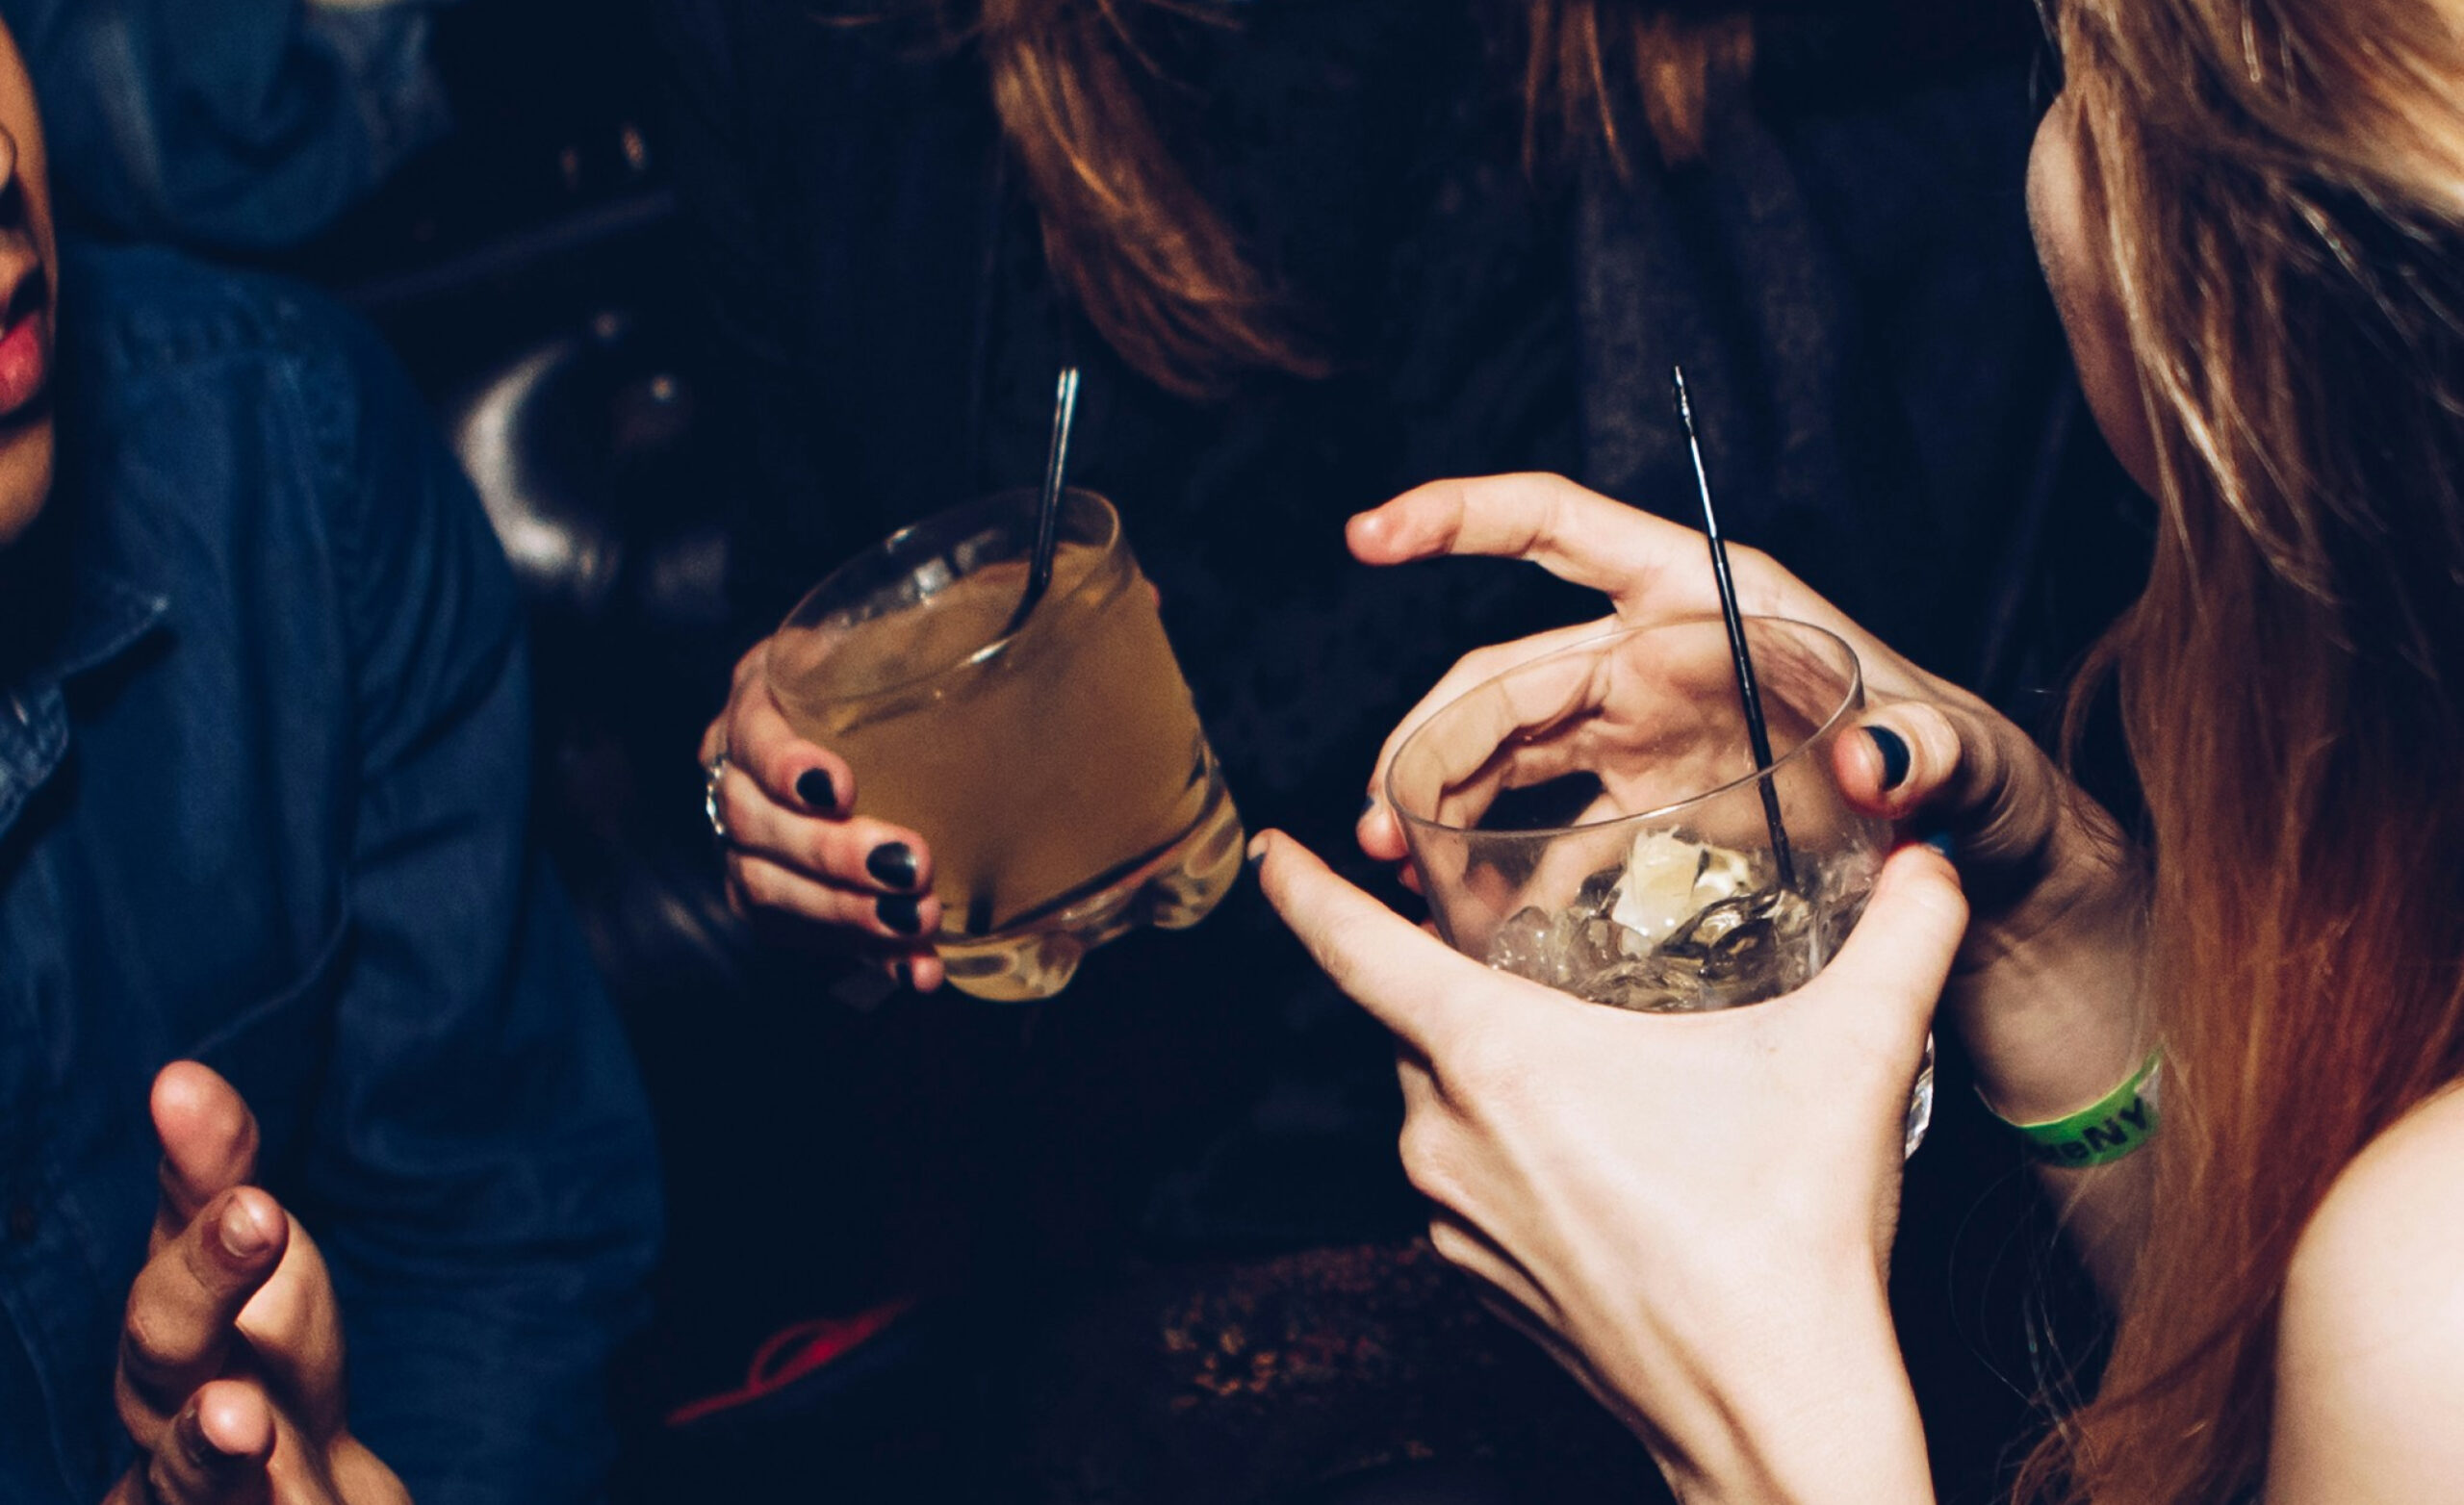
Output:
top-left (229, 2), bottom-right (2133, 1499)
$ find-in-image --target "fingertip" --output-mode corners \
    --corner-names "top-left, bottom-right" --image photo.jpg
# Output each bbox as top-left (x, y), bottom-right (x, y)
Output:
top-left (1866, 725), bottom-right (1912, 792)
top-left (1875, 839), bottom-right (1968, 925)
top-left (215, 1188), bottom-right (284, 1265)
top-left (873, 890), bottom-right (928, 938)
top-left (1830, 719), bottom-right (1898, 815)
top-left (864, 839), bottom-right (924, 891)
top-left (192, 1380), bottom-right (275, 1465)
top-left (152, 1064), bottom-right (256, 1202)
top-left (1245, 829), bottom-right (1289, 898)
top-left (1356, 804), bottom-right (1408, 862)
top-left (794, 765), bottom-right (842, 816)
top-left (1345, 495), bottom-right (1424, 563)
top-left (151, 1061), bottom-right (222, 1133)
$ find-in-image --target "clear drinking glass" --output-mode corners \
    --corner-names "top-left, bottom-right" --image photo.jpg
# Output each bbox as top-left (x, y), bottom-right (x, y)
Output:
top-left (766, 487), bottom-right (1245, 1001)
top-left (1385, 616), bottom-right (1931, 1155)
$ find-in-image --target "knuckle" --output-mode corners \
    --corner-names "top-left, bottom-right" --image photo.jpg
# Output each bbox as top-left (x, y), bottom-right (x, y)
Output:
top-left (1426, 1218), bottom-right (1478, 1270)
top-left (1437, 1021), bottom-right (1510, 1096)
top-left (1396, 1120), bottom-right (1461, 1206)
top-left (117, 1315), bottom-right (182, 1399)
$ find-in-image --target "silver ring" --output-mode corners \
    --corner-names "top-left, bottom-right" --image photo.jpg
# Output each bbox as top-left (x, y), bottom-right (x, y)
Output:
top-left (704, 752), bottom-right (732, 845)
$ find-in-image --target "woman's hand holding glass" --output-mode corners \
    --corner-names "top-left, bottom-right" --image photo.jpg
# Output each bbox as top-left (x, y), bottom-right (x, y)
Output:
top-left (1246, 472), bottom-right (2168, 1493)
top-left (1248, 829), bottom-right (1964, 1503)
top-left (701, 635), bottom-right (948, 992)
top-left (1348, 473), bottom-right (2150, 1124)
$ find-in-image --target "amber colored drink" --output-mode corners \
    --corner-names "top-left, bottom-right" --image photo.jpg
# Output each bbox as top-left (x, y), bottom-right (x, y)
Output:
top-left (767, 489), bottom-right (1243, 1000)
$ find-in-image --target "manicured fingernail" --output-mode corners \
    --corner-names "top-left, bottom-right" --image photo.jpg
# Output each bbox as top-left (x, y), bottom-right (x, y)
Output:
top-left (1245, 835), bottom-right (1268, 878)
top-left (218, 1198), bottom-right (272, 1260)
top-left (876, 892), bottom-right (923, 935)
top-left (866, 842), bottom-right (919, 889)
top-left (891, 960), bottom-right (912, 990)
top-left (1359, 795), bottom-right (1378, 820)
top-left (796, 768), bottom-right (837, 812)
top-left (1866, 727), bottom-right (1911, 790)
top-left (1920, 829), bottom-right (1957, 860)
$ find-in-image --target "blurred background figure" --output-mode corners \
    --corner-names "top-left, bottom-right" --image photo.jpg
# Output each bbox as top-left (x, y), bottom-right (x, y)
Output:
top-left (0, 0), bottom-right (454, 250)
top-left (636, 0), bottom-right (2149, 1501)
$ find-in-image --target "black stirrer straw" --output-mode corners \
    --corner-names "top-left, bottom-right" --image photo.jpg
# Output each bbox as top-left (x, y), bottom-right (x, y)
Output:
top-left (1004, 365), bottom-right (1082, 638)
top-left (1672, 366), bottom-right (1798, 890)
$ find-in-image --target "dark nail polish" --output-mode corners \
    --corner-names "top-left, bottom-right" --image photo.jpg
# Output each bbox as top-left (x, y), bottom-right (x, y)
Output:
top-left (1920, 829), bottom-right (1957, 860)
top-left (1359, 795), bottom-right (1378, 820)
top-left (796, 768), bottom-right (837, 812)
top-left (891, 960), bottom-right (912, 990)
top-left (866, 842), bottom-right (919, 889)
top-left (1866, 727), bottom-right (1912, 790)
top-left (876, 892), bottom-right (923, 935)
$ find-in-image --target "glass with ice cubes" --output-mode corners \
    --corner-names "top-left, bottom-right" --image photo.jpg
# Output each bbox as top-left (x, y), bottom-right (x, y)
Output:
top-left (1386, 616), bottom-right (1889, 1016)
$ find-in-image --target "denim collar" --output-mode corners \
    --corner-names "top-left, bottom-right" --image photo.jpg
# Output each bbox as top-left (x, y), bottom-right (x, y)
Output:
top-left (0, 551), bottom-right (170, 841)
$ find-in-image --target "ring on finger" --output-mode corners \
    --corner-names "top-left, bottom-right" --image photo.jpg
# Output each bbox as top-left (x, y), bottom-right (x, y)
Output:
top-left (704, 752), bottom-right (732, 845)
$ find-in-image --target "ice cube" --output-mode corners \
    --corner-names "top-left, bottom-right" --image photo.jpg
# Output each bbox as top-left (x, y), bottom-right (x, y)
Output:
top-left (1581, 956), bottom-right (1697, 1013)
top-left (1607, 830), bottom-right (1710, 943)
top-left (1575, 863), bottom-right (1625, 916)
top-left (1485, 905), bottom-right (1564, 986)
top-left (1664, 885), bottom-right (1818, 1001)
top-left (1608, 830), bottom-right (1761, 946)
top-left (1489, 841), bottom-right (1834, 1014)
top-left (1689, 843), bottom-right (1756, 904)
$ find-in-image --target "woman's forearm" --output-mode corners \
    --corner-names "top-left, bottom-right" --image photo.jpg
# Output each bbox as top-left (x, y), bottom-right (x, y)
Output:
top-left (1950, 855), bottom-right (2154, 1303)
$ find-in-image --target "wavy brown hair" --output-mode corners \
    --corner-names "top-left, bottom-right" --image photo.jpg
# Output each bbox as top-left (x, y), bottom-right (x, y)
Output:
top-left (2022, 0), bottom-right (2464, 1499)
top-left (942, 0), bottom-right (1751, 399)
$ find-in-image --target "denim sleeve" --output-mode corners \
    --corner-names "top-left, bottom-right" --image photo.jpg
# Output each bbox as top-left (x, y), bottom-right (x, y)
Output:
top-left (284, 303), bottom-right (662, 1505)
top-left (0, 0), bottom-right (449, 249)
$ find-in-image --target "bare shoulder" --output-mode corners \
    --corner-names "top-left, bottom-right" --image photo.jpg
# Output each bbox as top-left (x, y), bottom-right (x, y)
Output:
top-left (2268, 1083), bottom-right (2464, 1500)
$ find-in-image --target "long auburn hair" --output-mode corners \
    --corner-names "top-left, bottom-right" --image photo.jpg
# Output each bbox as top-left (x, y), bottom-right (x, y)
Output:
top-left (939, 0), bottom-right (1751, 399)
top-left (2021, 0), bottom-right (2464, 1499)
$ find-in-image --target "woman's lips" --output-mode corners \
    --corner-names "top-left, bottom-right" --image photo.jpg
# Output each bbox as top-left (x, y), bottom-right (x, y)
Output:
top-left (0, 305), bottom-right (48, 420)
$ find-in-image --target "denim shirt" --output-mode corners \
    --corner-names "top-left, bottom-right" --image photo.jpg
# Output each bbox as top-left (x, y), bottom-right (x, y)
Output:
top-left (0, 242), bottom-right (660, 1504)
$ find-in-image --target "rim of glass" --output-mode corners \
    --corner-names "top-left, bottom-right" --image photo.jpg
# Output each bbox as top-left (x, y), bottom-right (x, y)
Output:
top-left (1384, 615), bottom-right (1865, 838)
top-left (775, 485), bottom-right (1127, 707)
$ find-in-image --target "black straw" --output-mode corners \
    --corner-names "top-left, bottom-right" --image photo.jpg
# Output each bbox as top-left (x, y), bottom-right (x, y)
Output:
top-left (1005, 365), bottom-right (1082, 637)
top-left (1673, 366), bottom-right (1797, 890)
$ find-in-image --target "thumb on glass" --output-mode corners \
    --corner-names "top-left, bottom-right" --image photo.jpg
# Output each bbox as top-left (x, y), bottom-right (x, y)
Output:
top-left (1831, 698), bottom-right (2064, 867)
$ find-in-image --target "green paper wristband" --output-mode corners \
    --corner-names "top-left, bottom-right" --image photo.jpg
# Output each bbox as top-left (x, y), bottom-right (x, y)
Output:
top-left (1992, 1054), bottom-right (2162, 1168)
